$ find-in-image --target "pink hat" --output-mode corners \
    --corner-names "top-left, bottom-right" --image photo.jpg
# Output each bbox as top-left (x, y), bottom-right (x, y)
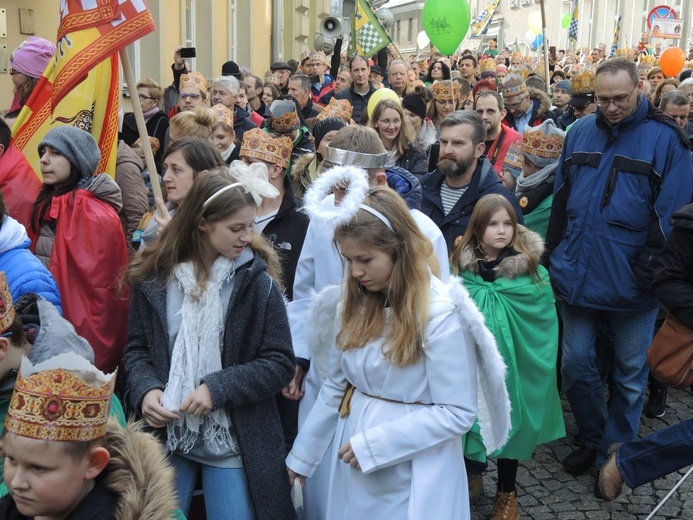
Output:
top-left (10, 37), bottom-right (56, 78)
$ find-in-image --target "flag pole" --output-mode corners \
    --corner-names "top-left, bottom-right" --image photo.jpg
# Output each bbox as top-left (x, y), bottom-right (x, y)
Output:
top-left (119, 48), bottom-right (163, 203)
top-left (540, 0), bottom-right (550, 95)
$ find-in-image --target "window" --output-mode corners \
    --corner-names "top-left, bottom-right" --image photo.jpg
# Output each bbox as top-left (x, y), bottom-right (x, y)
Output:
top-left (396, 19), bottom-right (401, 44)
top-left (407, 18), bottom-right (413, 43)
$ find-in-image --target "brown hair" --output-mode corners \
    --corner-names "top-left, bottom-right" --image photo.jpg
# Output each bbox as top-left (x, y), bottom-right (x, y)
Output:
top-left (334, 187), bottom-right (439, 367)
top-left (369, 98), bottom-right (415, 156)
top-left (170, 107), bottom-right (217, 141)
top-left (125, 169), bottom-right (282, 289)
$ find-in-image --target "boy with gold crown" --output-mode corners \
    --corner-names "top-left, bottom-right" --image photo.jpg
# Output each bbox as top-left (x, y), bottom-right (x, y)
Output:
top-left (0, 351), bottom-right (178, 519)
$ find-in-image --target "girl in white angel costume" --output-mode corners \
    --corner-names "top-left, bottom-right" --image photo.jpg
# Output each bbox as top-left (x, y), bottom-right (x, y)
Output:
top-left (286, 166), bottom-right (512, 520)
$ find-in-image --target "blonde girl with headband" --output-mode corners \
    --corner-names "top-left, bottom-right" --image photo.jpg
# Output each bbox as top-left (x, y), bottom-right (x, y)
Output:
top-left (123, 164), bottom-right (297, 520)
top-left (285, 165), bottom-right (510, 519)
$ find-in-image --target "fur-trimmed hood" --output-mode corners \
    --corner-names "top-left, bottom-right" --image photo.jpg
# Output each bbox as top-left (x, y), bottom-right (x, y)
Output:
top-left (457, 226), bottom-right (544, 279)
top-left (527, 86), bottom-right (552, 119)
top-left (291, 152), bottom-right (319, 200)
top-left (103, 419), bottom-right (178, 520)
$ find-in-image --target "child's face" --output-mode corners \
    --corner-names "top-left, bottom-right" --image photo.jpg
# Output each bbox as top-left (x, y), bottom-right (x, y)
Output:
top-left (3, 433), bottom-right (94, 519)
top-left (481, 208), bottom-right (514, 259)
top-left (199, 205), bottom-right (256, 261)
top-left (338, 237), bottom-right (394, 293)
top-left (39, 146), bottom-right (72, 186)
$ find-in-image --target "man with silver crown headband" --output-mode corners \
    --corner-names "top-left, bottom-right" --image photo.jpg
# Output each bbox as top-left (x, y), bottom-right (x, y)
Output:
top-left (286, 161), bottom-right (511, 520)
top-left (283, 125), bottom-right (453, 519)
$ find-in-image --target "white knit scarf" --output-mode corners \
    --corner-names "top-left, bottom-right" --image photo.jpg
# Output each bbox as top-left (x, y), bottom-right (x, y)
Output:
top-left (162, 256), bottom-right (237, 454)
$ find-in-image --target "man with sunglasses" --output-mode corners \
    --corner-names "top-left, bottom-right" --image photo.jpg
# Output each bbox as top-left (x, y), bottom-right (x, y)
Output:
top-left (545, 59), bottom-right (693, 495)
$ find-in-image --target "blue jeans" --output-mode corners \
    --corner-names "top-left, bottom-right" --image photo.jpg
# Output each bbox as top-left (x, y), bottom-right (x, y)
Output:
top-left (616, 419), bottom-right (693, 488)
top-left (171, 455), bottom-right (254, 520)
top-left (560, 305), bottom-right (657, 466)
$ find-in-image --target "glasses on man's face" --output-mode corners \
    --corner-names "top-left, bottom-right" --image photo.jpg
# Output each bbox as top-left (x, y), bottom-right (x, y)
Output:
top-left (504, 97), bottom-right (525, 109)
top-left (179, 93), bottom-right (201, 101)
top-left (378, 119), bottom-right (401, 127)
top-left (595, 85), bottom-right (637, 109)
top-left (138, 94), bottom-right (156, 101)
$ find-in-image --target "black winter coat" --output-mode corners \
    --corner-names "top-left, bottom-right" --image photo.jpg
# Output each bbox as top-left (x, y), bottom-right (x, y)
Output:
top-left (123, 255), bottom-right (296, 520)
top-left (120, 110), bottom-right (169, 171)
top-left (395, 143), bottom-right (429, 176)
top-left (334, 82), bottom-right (377, 122)
top-left (653, 202), bottom-right (693, 329)
top-left (420, 158), bottom-right (524, 250)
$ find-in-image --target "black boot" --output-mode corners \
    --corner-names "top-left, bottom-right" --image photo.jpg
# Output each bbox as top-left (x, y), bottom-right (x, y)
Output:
top-left (644, 387), bottom-right (667, 418)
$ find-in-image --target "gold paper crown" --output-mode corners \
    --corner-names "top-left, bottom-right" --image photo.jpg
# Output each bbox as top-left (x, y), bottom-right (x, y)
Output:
top-left (639, 54), bottom-right (655, 70)
top-left (316, 97), bottom-right (353, 123)
top-left (479, 59), bottom-right (497, 74)
top-left (533, 61), bottom-right (546, 78)
top-left (431, 80), bottom-right (456, 101)
top-left (616, 48), bottom-right (628, 57)
top-left (512, 50), bottom-right (522, 61)
top-left (0, 272), bottom-right (15, 333)
top-left (501, 74), bottom-right (527, 98)
top-left (5, 367), bottom-right (115, 442)
top-left (571, 67), bottom-right (595, 94)
top-left (309, 50), bottom-right (327, 64)
top-left (503, 140), bottom-right (523, 171)
top-left (270, 102), bottom-right (300, 134)
top-left (211, 103), bottom-right (234, 128)
top-left (180, 71), bottom-right (208, 93)
top-left (300, 50), bottom-right (311, 63)
top-left (522, 127), bottom-right (564, 159)
top-left (240, 128), bottom-right (293, 170)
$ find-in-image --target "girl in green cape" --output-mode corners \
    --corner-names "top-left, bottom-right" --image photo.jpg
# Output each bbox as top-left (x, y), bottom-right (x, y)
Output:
top-left (451, 194), bottom-right (565, 520)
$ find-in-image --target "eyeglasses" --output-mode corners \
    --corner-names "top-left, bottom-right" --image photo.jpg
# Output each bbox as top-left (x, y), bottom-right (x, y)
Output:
top-left (504, 97), bottom-right (525, 109)
top-left (378, 119), bottom-right (401, 127)
top-left (138, 94), bottom-right (156, 101)
top-left (179, 93), bottom-right (201, 101)
top-left (595, 85), bottom-right (637, 108)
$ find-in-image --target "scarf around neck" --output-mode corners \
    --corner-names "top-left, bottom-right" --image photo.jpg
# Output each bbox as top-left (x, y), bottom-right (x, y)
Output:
top-left (162, 255), bottom-right (237, 454)
top-left (515, 159), bottom-right (558, 198)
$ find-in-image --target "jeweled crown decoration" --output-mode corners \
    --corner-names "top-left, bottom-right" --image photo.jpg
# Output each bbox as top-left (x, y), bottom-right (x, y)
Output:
top-left (571, 68), bottom-right (595, 94)
top-left (504, 140), bottom-right (523, 170)
top-left (431, 81), bottom-right (456, 101)
top-left (180, 71), bottom-right (208, 93)
top-left (211, 103), bottom-right (234, 128)
top-left (522, 128), bottom-right (565, 159)
top-left (501, 74), bottom-right (527, 98)
top-left (240, 128), bottom-right (293, 169)
top-left (316, 98), bottom-right (353, 123)
top-left (5, 366), bottom-right (115, 442)
top-left (0, 273), bottom-right (15, 333)
top-left (479, 59), bottom-right (497, 74)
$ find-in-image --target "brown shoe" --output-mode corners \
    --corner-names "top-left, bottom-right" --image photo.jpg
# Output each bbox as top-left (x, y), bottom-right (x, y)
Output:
top-left (598, 443), bottom-right (624, 501)
top-left (490, 490), bottom-right (519, 520)
top-left (468, 473), bottom-right (483, 504)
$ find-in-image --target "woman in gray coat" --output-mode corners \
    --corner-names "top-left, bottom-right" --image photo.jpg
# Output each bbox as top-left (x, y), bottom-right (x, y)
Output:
top-left (123, 166), bottom-right (296, 520)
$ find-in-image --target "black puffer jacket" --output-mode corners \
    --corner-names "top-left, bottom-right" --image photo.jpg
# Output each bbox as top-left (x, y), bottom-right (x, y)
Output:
top-left (653, 203), bottom-right (693, 329)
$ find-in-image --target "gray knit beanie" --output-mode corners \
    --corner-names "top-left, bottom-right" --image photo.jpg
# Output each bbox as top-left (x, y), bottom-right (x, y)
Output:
top-left (38, 126), bottom-right (100, 179)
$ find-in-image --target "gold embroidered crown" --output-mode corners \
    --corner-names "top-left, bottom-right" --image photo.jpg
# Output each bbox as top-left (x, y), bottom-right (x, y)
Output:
top-left (180, 71), bottom-right (208, 93)
top-left (300, 49), bottom-right (311, 63)
top-left (309, 50), bottom-right (327, 64)
top-left (211, 103), bottom-right (234, 128)
top-left (479, 59), bottom-right (497, 74)
top-left (431, 80), bottom-right (456, 101)
top-left (571, 67), bottom-right (595, 94)
top-left (316, 97), bottom-right (353, 123)
top-left (522, 127), bottom-right (564, 159)
top-left (270, 100), bottom-right (300, 134)
top-left (503, 140), bottom-right (523, 171)
top-left (5, 354), bottom-right (116, 443)
top-left (616, 48), bottom-right (628, 57)
top-left (501, 74), bottom-right (527, 98)
top-left (240, 128), bottom-right (293, 170)
top-left (0, 272), bottom-right (15, 333)
top-left (639, 54), bottom-right (655, 72)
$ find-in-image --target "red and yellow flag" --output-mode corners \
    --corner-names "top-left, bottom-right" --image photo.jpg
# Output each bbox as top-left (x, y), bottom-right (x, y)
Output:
top-left (12, 0), bottom-right (156, 178)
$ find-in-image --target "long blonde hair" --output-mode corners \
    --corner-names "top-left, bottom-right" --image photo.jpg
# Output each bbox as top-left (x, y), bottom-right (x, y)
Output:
top-left (369, 98), bottom-right (415, 156)
top-left (124, 169), bottom-right (282, 290)
top-left (334, 187), bottom-right (438, 367)
top-left (451, 194), bottom-right (539, 277)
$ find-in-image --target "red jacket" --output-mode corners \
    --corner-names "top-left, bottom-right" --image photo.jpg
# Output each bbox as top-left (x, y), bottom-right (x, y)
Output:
top-left (486, 124), bottom-right (522, 175)
top-left (0, 146), bottom-right (41, 232)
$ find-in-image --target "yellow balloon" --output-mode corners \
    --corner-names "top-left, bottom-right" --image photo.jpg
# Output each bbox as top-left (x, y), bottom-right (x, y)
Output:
top-left (367, 88), bottom-right (401, 120)
top-left (528, 11), bottom-right (542, 35)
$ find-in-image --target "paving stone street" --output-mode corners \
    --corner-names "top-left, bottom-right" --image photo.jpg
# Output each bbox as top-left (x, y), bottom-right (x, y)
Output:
top-left (471, 388), bottom-right (693, 520)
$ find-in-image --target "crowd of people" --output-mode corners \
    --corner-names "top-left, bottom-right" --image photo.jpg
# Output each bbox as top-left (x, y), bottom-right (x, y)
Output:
top-left (0, 32), bottom-right (692, 520)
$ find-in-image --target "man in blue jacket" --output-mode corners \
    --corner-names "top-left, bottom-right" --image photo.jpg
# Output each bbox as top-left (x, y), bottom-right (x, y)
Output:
top-left (545, 59), bottom-right (693, 492)
top-left (420, 110), bottom-right (524, 251)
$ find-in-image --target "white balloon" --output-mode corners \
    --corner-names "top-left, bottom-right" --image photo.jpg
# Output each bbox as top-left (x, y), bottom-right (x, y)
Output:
top-left (417, 30), bottom-right (430, 49)
top-left (524, 29), bottom-right (536, 47)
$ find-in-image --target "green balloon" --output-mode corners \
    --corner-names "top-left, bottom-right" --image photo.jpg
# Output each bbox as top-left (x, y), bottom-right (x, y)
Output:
top-left (422, 0), bottom-right (471, 55)
top-left (561, 12), bottom-right (572, 29)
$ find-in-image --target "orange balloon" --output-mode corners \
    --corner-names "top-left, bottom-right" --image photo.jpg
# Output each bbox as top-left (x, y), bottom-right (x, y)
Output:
top-left (660, 47), bottom-right (685, 77)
